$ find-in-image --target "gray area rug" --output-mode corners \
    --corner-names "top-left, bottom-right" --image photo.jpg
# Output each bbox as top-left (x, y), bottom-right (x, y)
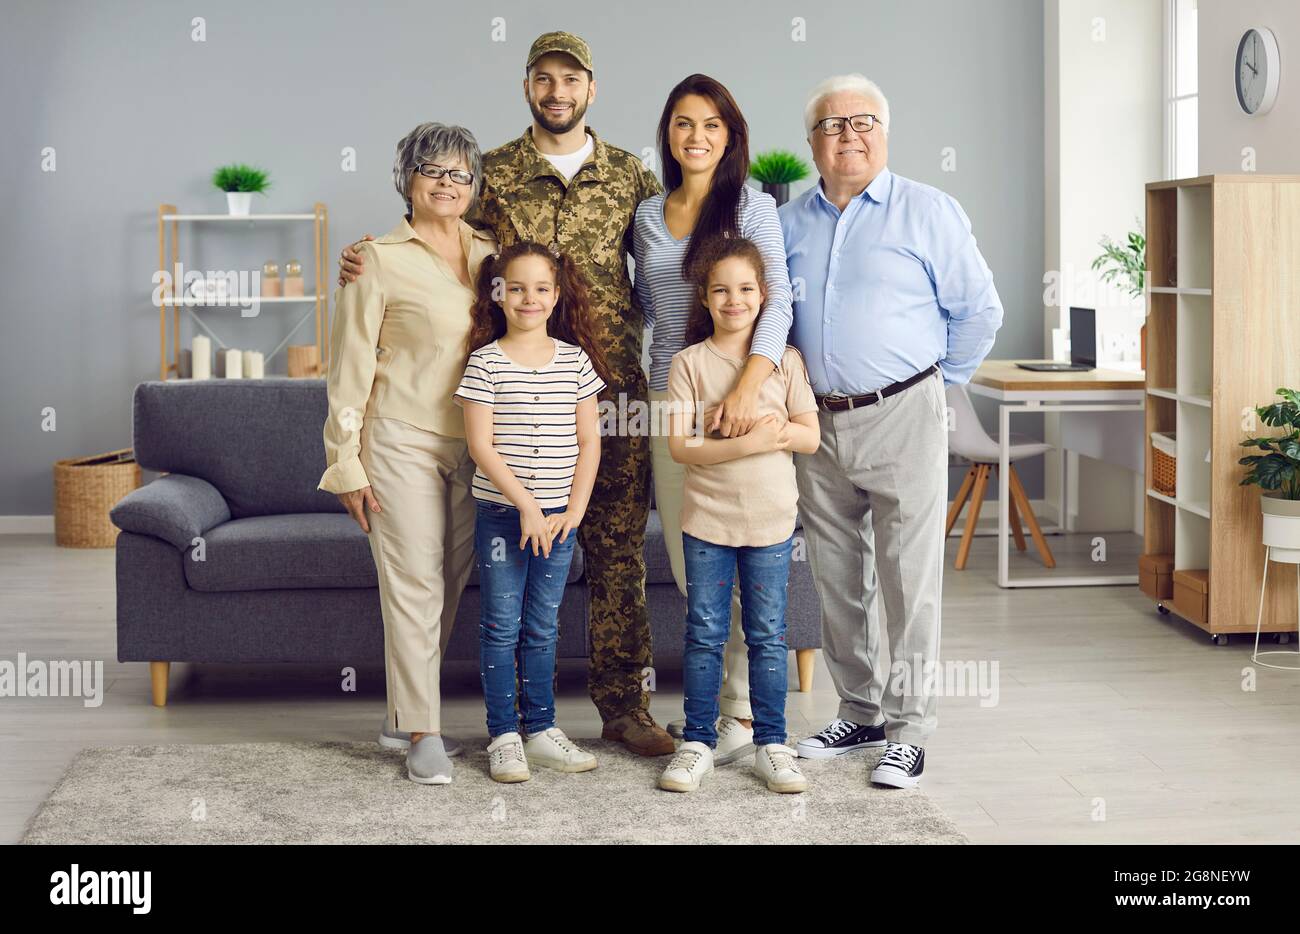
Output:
top-left (22, 740), bottom-right (966, 844)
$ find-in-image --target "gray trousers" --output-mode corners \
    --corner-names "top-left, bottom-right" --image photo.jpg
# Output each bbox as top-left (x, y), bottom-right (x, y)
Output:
top-left (794, 369), bottom-right (948, 746)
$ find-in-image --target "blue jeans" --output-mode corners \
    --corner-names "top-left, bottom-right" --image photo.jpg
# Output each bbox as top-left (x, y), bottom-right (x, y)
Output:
top-left (475, 500), bottom-right (577, 738)
top-left (682, 531), bottom-right (792, 748)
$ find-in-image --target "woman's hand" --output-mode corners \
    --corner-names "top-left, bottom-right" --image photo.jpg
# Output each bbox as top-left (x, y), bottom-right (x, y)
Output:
top-left (547, 509), bottom-right (583, 544)
top-left (338, 235), bottom-right (375, 287)
top-left (519, 503), bottom-right (553, 558)
top-left (337, 486), bottom-right (382, 533)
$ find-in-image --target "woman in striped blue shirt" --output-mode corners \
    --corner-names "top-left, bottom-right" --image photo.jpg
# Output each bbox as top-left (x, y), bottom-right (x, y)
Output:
top-left (454, 240), bottom-right (611, 783)
top-left (632, 74), bottom-right (794, 764)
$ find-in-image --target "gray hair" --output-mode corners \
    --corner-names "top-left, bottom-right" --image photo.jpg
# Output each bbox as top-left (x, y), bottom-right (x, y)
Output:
top-left (803, 74), bottom-right (891, 136)
top-left (392, 122), bottom-right (483, 214)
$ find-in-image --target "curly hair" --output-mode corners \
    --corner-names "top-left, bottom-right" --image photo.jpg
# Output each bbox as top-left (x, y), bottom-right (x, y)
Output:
top-left (684, 233), bottom-right (768, 346)
top-left (467, 241), bottom-right (613, 387)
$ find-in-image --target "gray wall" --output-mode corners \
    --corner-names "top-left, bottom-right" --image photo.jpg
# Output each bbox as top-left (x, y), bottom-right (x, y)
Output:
top-left (0, 0), bottom-right (1044, 516)
top-left (1198, 0), bottom-right (1300, 173)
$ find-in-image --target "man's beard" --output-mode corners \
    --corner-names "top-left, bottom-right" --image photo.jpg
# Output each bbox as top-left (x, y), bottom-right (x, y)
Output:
top-left (530, 96), bottom-right (587, 135)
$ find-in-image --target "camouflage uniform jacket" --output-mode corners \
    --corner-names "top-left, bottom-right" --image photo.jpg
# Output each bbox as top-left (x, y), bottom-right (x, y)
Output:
top-left (469, 126), bottom-right (663, 392)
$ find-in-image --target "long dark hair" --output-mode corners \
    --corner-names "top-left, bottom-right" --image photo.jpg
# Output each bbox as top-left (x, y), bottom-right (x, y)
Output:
top-left (656, 74), bottom-right (751, 280)
top-left (684, 234), bottom-right (767, 346)
top-left (467, 241), bottom-right (613, 387)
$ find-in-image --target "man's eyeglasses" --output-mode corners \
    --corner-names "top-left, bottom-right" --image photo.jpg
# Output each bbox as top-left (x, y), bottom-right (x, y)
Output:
top-left (416, 163), bottom-right (474, 185)
top-left (814, 114), bottom-right (881, 136)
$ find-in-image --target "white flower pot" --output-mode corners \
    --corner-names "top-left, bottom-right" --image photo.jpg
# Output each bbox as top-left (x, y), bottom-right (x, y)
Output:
top-left (1261, 494), bottom-right (1300, 562)
top-left (226, 192), bottom-right (252, 216)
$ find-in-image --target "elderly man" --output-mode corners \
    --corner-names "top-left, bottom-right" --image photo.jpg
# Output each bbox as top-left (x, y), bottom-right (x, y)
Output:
top-left (779, 75), bottom-right (1002, 787)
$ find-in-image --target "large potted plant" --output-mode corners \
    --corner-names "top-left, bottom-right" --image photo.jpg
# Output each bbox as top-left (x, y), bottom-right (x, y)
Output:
top-left (749, 150), bottom-right (809, 207)
top-left (1239, 387), bottom-right (1300, 561)
top-left (212, 163), bottom-right (270, 216)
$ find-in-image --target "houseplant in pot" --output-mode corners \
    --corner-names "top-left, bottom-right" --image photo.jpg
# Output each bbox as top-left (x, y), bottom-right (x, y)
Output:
top-left (212, 163), bottom-right (270, 216)
top-left (749, 150), bottom-right (809, 207)
top-left (1090, 221), bottom-right (1145, 365)
top-left (1239, 386), bottom-right (1300, 562)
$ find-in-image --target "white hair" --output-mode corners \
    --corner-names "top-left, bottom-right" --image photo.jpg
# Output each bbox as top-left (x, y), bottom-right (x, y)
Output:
top-left (803, 74), bottom-right (890, 136)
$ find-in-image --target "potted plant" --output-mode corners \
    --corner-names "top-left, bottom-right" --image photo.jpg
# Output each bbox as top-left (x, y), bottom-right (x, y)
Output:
top-left (212, 163), bottom-right (270, 216)
top-left (1239, 387), bottom-right (1300, 561)
top-left (749, 150), bottom-right (809, 207)
top-left (1091, 221), bottom-right (1146, 365)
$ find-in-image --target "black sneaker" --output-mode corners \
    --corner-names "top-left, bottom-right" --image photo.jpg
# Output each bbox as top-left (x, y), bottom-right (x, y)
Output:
top-left (870, 742), bottom-right (925, 788)
top-left (795, 718), bottom-right (886, 759)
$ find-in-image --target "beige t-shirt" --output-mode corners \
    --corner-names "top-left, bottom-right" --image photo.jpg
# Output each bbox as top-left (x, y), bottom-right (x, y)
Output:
top-left (667, 340), bottom-right (818, 547)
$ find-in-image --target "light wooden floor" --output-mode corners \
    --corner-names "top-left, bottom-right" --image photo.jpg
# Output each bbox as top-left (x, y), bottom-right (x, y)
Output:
top-left (3, 529), bottom-right (1300, 844)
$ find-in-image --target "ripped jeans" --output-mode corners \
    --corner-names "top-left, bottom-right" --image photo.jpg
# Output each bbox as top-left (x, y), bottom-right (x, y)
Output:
top-left (682, 531), bottom-right (793, 748)
top-left (475, 500), bottom-right (577, 738)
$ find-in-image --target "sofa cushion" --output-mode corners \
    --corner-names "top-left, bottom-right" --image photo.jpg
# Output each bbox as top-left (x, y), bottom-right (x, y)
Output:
top-left (185, 514), bottom-right (377, 592)
top-left (132, 379), bottom-right (345, 519)
top-left (110, 473), bottom-right (231, 550)
top-left (184, 513), bottom-right (583, 593)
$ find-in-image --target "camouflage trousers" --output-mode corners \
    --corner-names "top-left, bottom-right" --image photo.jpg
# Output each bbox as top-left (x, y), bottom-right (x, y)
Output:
top-left (577, 383), bottom-right (652, 721)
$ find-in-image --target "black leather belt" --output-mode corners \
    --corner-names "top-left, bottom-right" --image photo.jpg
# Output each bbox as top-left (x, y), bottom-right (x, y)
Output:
top-left (816, 363), bottom-right (940, 412)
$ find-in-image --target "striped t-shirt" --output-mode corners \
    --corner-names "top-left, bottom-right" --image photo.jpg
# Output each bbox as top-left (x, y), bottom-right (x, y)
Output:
top-left (632, 183), bottom-right (794, 391)
top-left (453, 338), bottom-right (605, 509)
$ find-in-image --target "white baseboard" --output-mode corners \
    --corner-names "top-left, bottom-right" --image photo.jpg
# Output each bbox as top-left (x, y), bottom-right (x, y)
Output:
top-left (0, 516), bottom-right (55, 534)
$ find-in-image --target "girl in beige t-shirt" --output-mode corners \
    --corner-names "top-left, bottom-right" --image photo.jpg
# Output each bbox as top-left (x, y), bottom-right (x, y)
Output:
top-left (661, 235), bottom-right (820, 795)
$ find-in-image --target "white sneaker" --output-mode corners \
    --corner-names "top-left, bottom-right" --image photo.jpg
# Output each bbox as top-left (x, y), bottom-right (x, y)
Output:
top-left (714, 715), bottom-right (756, 765)
top-left (657, 741), bottom-right (714, 793)
top-left (487, 732), bottom-right (530, 783)
top-left (523, 727), bottom-right (597, 773)
top-left (666, 716), bottom-right (755, 764)
top-left (754, 744), bottom-right (807, 793)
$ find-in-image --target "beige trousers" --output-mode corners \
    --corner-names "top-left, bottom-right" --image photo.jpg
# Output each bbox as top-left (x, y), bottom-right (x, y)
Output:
top-left (358, 416), bottom-right (476, 734)
top-left (649, 389), bottom-right (752, 720)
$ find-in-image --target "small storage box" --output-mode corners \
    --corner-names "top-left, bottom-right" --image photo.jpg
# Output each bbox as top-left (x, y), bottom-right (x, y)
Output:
top-left (1138, 553), bottom-right (1175, 600)
top-left (1172, 568), bottom-right (1210, 626)
top-left (1150, 431), bottom-right (1177, 496)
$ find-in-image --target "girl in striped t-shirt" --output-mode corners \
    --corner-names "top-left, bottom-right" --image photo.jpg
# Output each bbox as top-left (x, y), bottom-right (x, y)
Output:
top-left (454, 240), bottom-right (610, 783)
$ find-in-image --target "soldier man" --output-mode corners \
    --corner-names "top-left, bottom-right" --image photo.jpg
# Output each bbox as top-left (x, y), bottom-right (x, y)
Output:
top-left (339, 31), bottom-right (674, 756)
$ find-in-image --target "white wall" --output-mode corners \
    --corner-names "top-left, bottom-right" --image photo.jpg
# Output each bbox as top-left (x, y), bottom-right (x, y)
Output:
top-left (1198, 0), bottom-right (1300, 172)
top-left (1044, 0), bottom-right (1163, 532)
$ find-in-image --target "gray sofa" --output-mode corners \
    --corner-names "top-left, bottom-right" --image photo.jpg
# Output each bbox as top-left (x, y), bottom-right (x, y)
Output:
top-left (110, 378), bottom-right (822, 706)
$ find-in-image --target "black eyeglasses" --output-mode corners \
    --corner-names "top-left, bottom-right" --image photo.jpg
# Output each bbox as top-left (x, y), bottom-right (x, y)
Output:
top-left (416, 162), bottom-right (474, 185)
top-left (814, 114), bottom-right (881, 136)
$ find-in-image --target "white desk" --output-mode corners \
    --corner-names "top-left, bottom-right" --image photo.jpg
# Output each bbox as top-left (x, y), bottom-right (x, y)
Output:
top-left (968, 361), bottom-right (1146, 588)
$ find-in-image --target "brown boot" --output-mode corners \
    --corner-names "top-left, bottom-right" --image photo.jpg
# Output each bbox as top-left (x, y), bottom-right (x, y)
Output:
top-left (602, 709), bottom-right (675, 757)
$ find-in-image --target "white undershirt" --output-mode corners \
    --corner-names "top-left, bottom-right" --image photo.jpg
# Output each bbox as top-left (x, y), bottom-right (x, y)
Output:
top-left (541, 134), bottom-right (594, 182)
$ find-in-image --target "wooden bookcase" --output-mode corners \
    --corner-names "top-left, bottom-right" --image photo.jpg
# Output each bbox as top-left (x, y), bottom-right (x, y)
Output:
top-left (1141, 175), bottom-right (1300, 642)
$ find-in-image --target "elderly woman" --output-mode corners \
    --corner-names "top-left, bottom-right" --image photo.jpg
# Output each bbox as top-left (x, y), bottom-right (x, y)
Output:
top-left (318, 123), bottom-right (497, 785)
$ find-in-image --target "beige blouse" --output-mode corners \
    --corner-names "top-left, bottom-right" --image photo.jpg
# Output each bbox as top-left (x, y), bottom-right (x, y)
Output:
top-left (318, 216), bottom-right (498, 494)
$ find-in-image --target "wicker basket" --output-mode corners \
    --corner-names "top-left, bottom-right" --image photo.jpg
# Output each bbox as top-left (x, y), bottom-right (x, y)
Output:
top-left (53, 447), bottom-right (141, 548)
top-left (1150, 432), bottom-right (1177, 497)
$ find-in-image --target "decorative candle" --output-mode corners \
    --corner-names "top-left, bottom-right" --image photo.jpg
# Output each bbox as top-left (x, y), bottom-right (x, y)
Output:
top-left (283, 259), bottom-right (305, 297)
top-left (224, 348), bottom-right (243, 379)
top-left (261, 261), bottom-right (282, 298)
top-left (191, 335), bottom-right (211, 380)
top-left (243, 350), bottom-right (264, 379)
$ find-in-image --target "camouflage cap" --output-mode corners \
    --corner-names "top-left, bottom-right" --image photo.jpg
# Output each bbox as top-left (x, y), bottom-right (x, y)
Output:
top-left (526, 31), bottom-right (593, 73)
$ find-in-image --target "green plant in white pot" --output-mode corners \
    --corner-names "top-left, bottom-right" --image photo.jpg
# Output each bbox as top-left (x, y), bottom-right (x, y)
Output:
top-left (1239, 387), bottom-right (1300, 561)
top-left (212, 163), bottom-right (270, 216)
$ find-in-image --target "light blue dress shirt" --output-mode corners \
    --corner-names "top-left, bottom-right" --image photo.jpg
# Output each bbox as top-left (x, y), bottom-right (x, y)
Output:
top-left (779, 167), bottom-right (1003, 395)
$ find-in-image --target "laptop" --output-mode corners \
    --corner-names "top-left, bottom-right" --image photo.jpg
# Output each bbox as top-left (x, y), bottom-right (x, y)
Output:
top-left (1016, 306), bottom-right (1096, 372)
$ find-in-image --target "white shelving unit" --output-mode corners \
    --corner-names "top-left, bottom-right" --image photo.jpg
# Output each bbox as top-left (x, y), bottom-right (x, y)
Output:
top-left (156, 203), bottom-right (330, 380)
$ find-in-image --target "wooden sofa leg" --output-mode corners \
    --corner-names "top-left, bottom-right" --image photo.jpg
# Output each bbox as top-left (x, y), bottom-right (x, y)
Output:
top-left (796, 649), bottom-right (815, 693)
top-left (150, 661), bottom-right (170, 707)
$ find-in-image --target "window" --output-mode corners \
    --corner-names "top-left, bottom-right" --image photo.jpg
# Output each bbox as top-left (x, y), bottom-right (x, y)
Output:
top-left (1166, 0), bottom-right (1198, 179)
